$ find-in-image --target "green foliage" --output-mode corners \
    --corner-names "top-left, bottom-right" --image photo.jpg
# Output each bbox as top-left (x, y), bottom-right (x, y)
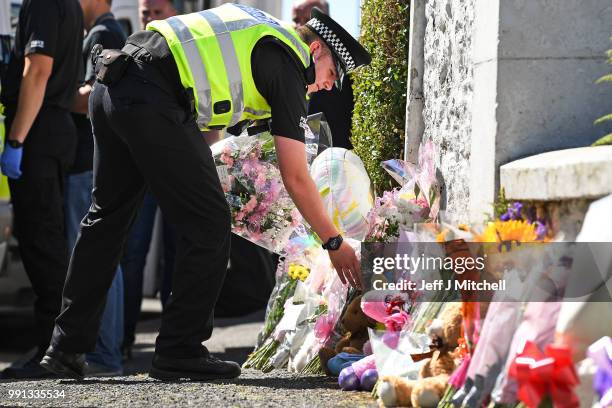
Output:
top-left (493, 187), bottom-right (511, 219)
top-left (592, 133), bottom-right (612, 146)
top-left (593, 38), bottom-right (612, 146)
top-left (351, 0), bottom-right (410, 194)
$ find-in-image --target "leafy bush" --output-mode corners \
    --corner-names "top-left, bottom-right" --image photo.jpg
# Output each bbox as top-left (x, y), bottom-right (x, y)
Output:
top-left (592, 38), bottom-right (612, 146)
top-left (351, 0), bottom-right (410, 193)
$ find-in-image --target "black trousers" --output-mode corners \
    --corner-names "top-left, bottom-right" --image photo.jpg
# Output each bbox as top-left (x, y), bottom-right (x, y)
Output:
top-left (5, 106), bottom-right (76, 352)
top-left (51, 59), bottom-right (231, 358)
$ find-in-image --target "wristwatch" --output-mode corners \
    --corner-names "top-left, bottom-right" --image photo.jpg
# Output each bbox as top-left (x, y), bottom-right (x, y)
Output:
top-left (7, 139), bottom-right (23, 148)
top-left (322, 234), bottom-right (343, 251)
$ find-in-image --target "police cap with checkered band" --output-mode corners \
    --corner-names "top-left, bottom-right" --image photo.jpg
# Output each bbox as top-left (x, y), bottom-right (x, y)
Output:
top-left (305, 7), bottom-right (371, 90)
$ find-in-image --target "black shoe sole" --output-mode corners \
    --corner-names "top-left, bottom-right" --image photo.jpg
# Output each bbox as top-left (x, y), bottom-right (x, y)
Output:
top-left (149, 366), bottom-right (240, 381)
top-left (40, 356), bottom-right (84, 380)
top-left (1, 368), bottom-right (56, 380)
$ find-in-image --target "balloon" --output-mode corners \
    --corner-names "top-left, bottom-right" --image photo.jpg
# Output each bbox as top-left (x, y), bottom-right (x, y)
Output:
top-left (338, 366), bottom-right (360, 391)
top-left (360, 368), bottom-right (379, 392)
top-left (310, 148), bottom-right (373, 241)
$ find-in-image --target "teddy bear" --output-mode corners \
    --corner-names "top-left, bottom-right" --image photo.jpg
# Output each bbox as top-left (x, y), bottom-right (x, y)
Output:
top-left (378, 302), bottom-right (463, 407)
top-left (319, 295), bottom-right (377, 375)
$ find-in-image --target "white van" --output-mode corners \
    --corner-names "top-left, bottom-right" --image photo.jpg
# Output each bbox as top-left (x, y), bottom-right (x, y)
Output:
top-left (112, 0), bottom-right (140, 35)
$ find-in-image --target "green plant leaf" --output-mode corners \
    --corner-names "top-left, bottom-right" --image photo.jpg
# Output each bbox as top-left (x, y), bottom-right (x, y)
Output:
top-left (594, 113), bottom-right (612, 125)
top-left (592, 133), bottom-right (612, 146)
top-left (596, 73), bottom-right (612, 84)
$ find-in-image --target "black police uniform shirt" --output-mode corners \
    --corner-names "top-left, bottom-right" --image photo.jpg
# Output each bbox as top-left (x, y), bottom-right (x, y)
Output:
top-left (127, 30), bottom-right (308, 143)
top-left (307, 75), bottom-right (354, 149)
top-left (1, 0), bottom-right (83, 111)
top-left (71, 12), bottom-right (127, 174)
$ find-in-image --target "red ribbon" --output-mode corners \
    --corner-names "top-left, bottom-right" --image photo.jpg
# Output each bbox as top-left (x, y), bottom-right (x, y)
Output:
top-left (509, 341), bottom-right (580, 408)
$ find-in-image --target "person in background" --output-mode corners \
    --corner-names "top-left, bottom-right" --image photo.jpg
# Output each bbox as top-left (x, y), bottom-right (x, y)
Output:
top-left (292, 0), bottom-right (355, 149)
top-left (0, 0), bottom-right (82, 379)
top-left (120, 0), bottom-right (178, 361)
top-left (139, 0), bottom-right (176, 28)
top-left (66, 0), bottom-right (127, 376)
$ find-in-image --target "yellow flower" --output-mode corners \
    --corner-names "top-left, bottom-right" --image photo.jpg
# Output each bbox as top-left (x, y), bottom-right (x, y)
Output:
top-left (288, 264), bottom-right (310, 281)
top-left (477, 220), bottom-right (538, 243)
top-left (436, 229), bottom-right (449, 243)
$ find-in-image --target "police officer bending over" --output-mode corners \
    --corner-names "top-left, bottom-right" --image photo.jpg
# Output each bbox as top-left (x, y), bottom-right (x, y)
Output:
top-left (41, 4), bottom-right (371, 381)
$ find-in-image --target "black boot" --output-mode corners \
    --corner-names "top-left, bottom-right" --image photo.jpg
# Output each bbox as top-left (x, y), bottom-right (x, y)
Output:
top-left (39, 346), bottom-right (87, 380)
top-left (149, 353), bottom-right (241, 381)
top-left (1, 349), bottom-right (56, 379)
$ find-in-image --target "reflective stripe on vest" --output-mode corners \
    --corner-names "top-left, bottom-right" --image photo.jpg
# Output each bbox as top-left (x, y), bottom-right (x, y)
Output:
top-left (148, 4), bottom-right (310, 131)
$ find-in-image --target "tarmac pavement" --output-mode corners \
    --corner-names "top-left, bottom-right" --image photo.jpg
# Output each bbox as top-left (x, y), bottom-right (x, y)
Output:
top-left (0, 301), bottom-right (377, 407)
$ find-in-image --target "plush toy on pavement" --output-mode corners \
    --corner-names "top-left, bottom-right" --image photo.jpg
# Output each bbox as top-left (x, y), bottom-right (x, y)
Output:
top-left (319, 295), bottom-right (377, 375)
top-left (378, 303), bottom-right (463, 407)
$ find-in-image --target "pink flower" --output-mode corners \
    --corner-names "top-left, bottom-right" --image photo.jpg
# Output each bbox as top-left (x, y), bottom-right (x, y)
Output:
top-left (314, 316), bottom-right (334, 343)
top-left (244, 196), bottom-right (258, 213)
top-left (254, 173), bottom-right (267, 190)
top-left (220, 153), bottom-right (234, 167)
top-left (362, 300), bottom-right (390, 323)
top-left (383, 310), bottom-right (410, 332)
top-left (247, 211), bottom-right (264, 226)
top-left (290, 208), bottom-right (302, 227)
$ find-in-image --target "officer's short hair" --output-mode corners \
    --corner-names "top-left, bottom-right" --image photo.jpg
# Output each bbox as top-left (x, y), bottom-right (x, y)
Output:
top-left (296, 25), bottom-right (331, 57)
top-left (296, 25), bottom-right (327, 49)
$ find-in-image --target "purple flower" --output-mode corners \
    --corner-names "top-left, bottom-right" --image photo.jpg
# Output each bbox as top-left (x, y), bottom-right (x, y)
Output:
top-left (534, 220), bottom-right (547, 240)
top-left (501, 202), bottom-right (523, 221)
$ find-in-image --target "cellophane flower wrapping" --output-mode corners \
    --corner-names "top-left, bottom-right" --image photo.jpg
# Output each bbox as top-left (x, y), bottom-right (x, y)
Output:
top-left (211, 119), bottom-right (322, 254)
top-left (245, 227), bottom-right (351, 373)
top-left (365, 140), bottom-right (441, 243)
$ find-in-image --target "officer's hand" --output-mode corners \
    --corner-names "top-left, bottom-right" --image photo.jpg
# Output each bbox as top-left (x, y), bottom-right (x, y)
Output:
top-left (328, 241), bottom-right (363, 290)
top-left (1, 144), bottom-right (23, 179)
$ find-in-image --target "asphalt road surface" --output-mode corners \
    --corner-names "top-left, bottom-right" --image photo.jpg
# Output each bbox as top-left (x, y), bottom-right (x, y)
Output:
top-left (0, 303), bottom-right (377, 407)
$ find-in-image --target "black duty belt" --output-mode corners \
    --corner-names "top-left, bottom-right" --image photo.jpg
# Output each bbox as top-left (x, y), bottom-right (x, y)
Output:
top-left (120, 43), bottom-right (195, 116)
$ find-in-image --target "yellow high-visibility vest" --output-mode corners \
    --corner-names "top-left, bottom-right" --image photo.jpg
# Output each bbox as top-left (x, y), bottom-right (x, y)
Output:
top-left (0, 100), bottom-right (10, 200)
top-left (148, 3), bottom-right (310, 131)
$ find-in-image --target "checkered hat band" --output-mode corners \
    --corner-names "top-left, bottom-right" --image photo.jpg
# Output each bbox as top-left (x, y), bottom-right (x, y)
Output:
top-left (308, 18), bottom-right (356, 71)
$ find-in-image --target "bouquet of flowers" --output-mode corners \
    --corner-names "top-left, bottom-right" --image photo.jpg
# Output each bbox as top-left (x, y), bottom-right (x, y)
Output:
top-left (365, 140), bottom-right (441, 243)
top-left (211, 132), bottom-right (301, 253)
top-left (244, 230), bottom-right (350, 373)
top-left (210, 116), bottom-right (324, 254)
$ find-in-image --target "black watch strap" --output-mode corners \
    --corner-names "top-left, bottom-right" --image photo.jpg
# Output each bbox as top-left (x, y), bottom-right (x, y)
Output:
top-left (322, 234), bottom-right (343, 251)
top-left (8, 139), bottom-right (23, 148)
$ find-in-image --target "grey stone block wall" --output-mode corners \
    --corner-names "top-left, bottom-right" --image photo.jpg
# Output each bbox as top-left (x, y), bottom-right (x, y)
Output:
top-left (422, 0), bottom-right (475, 223)
top-left (495, 0), bottom-right (612, 164)
top-left (418, 0), bottom-right (612, 224)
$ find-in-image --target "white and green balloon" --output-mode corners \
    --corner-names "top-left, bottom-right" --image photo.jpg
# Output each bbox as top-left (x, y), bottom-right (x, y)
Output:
top-left (310, 148), bottom-right (374, 241)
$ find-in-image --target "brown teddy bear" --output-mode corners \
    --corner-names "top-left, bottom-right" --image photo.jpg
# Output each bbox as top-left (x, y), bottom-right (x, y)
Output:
top-left (378, 302), bottom-right (463, 407)
top-left (319, 295), bottom-right (377, 375)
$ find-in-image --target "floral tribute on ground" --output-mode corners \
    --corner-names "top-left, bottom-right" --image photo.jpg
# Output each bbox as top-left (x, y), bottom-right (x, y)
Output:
top-left (213, 133), bottom-right (609, 408)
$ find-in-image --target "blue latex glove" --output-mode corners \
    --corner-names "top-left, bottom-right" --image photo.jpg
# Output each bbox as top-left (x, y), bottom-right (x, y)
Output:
top-left (1, 143), bottom-right (23, 179)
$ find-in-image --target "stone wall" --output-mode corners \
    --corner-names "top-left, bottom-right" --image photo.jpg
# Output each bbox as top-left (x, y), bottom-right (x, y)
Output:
top-left (500, 146), bottom-right (612, 240)
top-left (422, 0), bottom-right (475, 224)
top-left (416, 0), bottom-right (612, 225)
